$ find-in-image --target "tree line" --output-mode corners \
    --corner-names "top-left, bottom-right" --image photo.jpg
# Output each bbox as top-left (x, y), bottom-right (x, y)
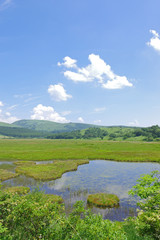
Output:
top-left (1, 125), bottom-right (160, 141)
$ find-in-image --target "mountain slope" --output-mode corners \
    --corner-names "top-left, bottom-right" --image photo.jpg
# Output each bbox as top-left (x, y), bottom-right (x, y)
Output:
top-left (0, 122), bottom-right (21, 128)
top-left (0, 125), bottom-right (48, 138)
top-left (13, 120), bottom-right (99, 132)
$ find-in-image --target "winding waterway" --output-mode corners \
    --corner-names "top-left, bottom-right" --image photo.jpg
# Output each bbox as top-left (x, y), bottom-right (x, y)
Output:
top-left (1, 160), bottom-right (160, 221)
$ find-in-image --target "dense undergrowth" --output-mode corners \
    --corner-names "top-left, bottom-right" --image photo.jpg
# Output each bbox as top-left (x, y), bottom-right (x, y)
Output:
top-left (0, 171), bottom-right (159, 240)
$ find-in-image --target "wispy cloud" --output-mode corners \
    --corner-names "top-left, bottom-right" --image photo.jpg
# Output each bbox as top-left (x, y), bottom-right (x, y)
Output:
top-left (14, 93), bottom-right (32, 99)
top-left (8, 104), bottom-right (18, 110)
top-left (94, 119), bottom-right (102, 124)
top-left (58, 54), bottom-right (133, 89)
top-left (147, 30), bottom-right (160, 53)
top-left (0, 102), bottom-right (18, 123)
top-left (24, 96), bottom-right (40, 103)
top-left (61, 110), bottom-right (71, 116)
top-left (0, 0), bottom-right (12, 11)
top-left (94, 107), bottom-right (106, 113)
top-left (128, 119), bottom-right (140, 127)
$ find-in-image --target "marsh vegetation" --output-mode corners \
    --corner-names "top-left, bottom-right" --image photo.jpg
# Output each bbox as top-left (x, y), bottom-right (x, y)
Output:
top-left (0, 139), bottom-right (160, 239)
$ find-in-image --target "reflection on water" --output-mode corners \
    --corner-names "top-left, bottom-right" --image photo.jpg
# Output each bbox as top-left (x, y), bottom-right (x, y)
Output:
top-left (0, 161), bottom-right (14, 165)
top-left (0, 161), bottom-right (16, 173)
top-left (2, 160), bottom-right (160, 221)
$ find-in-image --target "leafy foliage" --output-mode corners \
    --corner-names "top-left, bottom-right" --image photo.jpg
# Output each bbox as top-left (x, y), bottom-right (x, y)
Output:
top-left (0, 190), bottom-right (126, 240)
top-left (129, 171), bottom-right (160, 239)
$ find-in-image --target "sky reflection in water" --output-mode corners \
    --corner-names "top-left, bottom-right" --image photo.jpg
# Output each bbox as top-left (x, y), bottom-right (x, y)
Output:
top-left (2, 160), bottom-right (160, 221)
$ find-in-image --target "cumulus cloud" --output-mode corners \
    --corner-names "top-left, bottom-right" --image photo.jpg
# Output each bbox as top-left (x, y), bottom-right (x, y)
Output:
top-left (77, 117), bottom-right (84, 123)
top-left (58, 56), bottom-right (77, 68)
top-left (31, 104), bottom-right (69, 123)
top-left (147, 30), bottom-right (160, 52)
top-left (48, 83), bottom-right (72, 101)
top-left (58, 54), bottom-right (133, 89)
top-left (0, 0), bottom-right (12, 11)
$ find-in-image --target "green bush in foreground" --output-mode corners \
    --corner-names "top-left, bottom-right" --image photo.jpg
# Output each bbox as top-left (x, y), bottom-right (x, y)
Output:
top-left (129, 171), bottom-right (160, 240)
top-left (0, 190), bottom-right (126, 240)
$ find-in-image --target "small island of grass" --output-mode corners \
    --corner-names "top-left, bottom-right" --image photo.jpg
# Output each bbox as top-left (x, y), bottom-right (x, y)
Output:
top-left (0, 169), bottom-right (19, 181)
top-left (87, 193), bottom-right (119, 208)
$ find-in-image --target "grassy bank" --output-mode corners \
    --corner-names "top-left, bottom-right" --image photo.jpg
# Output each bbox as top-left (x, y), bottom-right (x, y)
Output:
top-left (15, 160), bottom-right (89, 180)
top-left (0, 169), bottom-right (19, 181)
top-left (0, 139), bottom-right (160, 162)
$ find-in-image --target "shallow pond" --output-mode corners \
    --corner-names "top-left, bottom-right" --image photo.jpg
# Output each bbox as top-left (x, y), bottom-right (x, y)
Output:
top-left (1, 160), bottom-right (160, 221)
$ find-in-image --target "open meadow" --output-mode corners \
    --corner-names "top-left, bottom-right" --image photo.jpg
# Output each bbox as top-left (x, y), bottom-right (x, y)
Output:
top-left (0, 138), bottom-right (160, 162)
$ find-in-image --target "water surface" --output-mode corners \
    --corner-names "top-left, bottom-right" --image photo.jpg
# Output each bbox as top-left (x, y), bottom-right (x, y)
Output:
top-left (2, 160), bottom-right (160, 221)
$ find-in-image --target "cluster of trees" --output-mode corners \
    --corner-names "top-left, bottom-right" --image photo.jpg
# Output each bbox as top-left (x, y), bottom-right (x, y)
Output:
top-left (47, 128), bottom-right (108, 140)
top-left (133, 125), bottom-right (160, 141)
top-left (106, 125), bottom-right (160, 141)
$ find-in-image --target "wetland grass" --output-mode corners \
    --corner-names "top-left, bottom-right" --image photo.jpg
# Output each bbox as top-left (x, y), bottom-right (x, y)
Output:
top-left (0, 139), bottom-right (160, 162)
top-left (15, 160), bottom-right (89, 180)
top-left (87, 193), bottom-right (120, 208)
top-left (0, 169), bottom-right (19, 181)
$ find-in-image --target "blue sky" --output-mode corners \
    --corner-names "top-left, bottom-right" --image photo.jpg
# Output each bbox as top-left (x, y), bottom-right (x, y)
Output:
top-left (0, 0), bottom-right (160, 126)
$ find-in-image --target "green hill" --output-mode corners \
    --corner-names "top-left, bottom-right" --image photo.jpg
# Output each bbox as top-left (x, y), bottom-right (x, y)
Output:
top-left (13, 120), bottom-right (99, 132)
top-left (0, 125), bottom-right (48, 138)
top-left (0, 122), bottom-right (21, 128)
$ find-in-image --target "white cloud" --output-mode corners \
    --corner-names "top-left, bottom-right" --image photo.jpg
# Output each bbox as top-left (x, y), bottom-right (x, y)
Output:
top-left (147, 30), bottom-right (160, 52)
top-left (14, 93), bottom-right (32, 99)
top-left (31, 104), bottom-right (69, 123)
top-left (58, 56), bottom-right (77, 68)
top-left (61, 110), bottom-right (71, 116)
top-left (5, 112), bottom-right (11, 116)
top-left (94, 120), bottom-right (102, 124)
top-left (58, 54), bottom-right (133, 89)
top-left (94, 107), bottom-right (106, 113)
top-left (8, 104), bottom-right (18, 110)
top-left (0, 101), bottom-right (4, 107)
top-left (48, 83), bottom-right (72, 101)
top-left (128, 119), bottom-right (140, 127)
top-left (0, 0), bottom-right (12, 11)
top-left (0, 101), bottom-right (18, 123)
top-left (77, 117), bottom-right (84, 123)
top-left (0, 111), bottom-right (18, 123)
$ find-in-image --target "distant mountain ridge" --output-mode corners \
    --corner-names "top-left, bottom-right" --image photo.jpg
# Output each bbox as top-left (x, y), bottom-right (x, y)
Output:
top-left (12, 119), bottom-right (101, 133)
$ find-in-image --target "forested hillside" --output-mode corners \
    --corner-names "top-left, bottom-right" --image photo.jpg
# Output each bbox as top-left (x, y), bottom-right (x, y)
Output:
top-left (13, 120), bottom-right (98, 132)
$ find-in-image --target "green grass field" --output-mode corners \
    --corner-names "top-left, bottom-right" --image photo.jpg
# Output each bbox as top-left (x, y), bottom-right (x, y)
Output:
top-left (0, 139), bottom-right (160, 162)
